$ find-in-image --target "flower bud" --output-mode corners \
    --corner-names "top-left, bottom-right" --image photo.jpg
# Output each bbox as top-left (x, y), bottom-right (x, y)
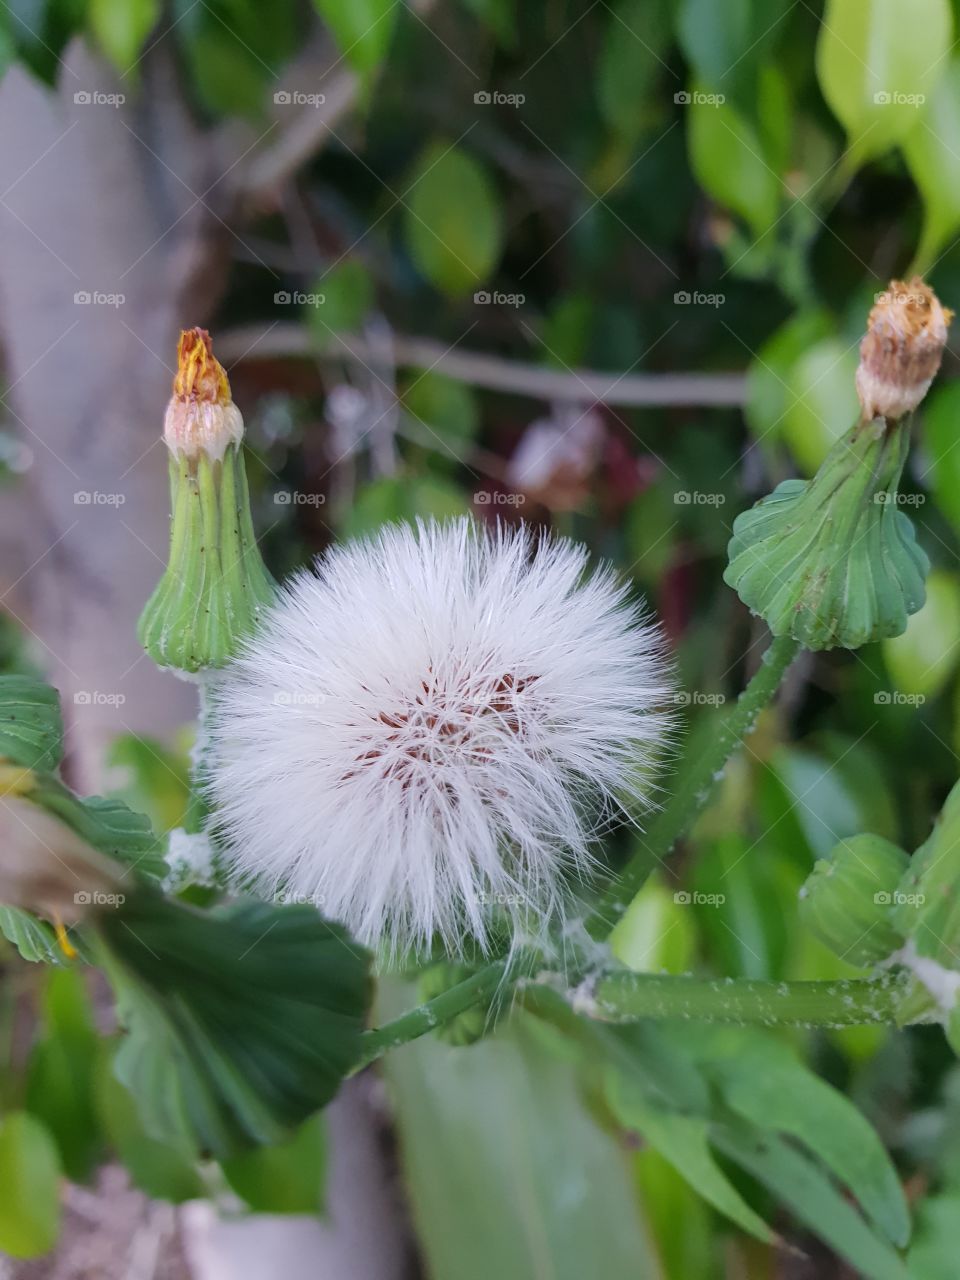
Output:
top-left (139, 329), bottom-right (274, 673)
top-left (856, 278), bottom-right (952, 423)
top-left (799, 834), bottom-right (909, 968)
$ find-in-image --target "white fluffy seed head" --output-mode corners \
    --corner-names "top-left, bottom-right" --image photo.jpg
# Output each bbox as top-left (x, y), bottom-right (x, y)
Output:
top-left (206, 518), bottom-right (673, 959)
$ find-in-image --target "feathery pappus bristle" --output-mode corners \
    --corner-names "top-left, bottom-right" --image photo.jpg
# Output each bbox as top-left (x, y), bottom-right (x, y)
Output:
top-left (205, 519), bottom-right (673, 958)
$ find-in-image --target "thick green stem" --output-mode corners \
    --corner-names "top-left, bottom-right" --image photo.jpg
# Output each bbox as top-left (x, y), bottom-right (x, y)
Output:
top-left (593, 971), bottom-right (911, 1027)
top-left (586, 632), bottom-right (801, 939)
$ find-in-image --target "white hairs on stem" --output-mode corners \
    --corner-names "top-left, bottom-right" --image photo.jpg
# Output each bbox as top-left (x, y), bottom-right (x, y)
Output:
top-left (206, 518), bottom-right (673, 959)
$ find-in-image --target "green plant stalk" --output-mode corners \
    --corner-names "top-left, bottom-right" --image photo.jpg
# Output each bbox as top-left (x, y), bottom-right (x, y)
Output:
top-left (592, 971), bottom-right (913, 1027)
top-left (585, 632), bottom-right (801, 939)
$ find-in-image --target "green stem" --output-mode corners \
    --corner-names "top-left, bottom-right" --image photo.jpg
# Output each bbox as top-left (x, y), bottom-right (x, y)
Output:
top-left (586, 632), bottom-right (801, 938)
top-left (593, 971), bottom-right (910, 1027)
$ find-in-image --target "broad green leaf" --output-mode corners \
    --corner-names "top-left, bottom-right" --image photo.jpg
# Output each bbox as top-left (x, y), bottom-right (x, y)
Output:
top-left (26, 969), bottom-right (101, 1182)
top-left (597, 0), bottom-right (672, 141)
top-left (744, 310), bottom-right (835, 450)
top-left (676, 0), bottom-right (792, 108)
top-left (816, 0), bottom-right (952, 163)
top-left (222, 1114), bottom-right (326, 1213)
top-left (89, 0), bottom-right (159, 73)
top-left (342, 475), bottom-right (469, 539)
top-left (608, 872), bottom-right (697, 973)
top-left (883, 569), bottom-right (960, 700)
top-left (404, 143), bottom-right (504, 296)
top-left (401, 371), bottom-right (480, 454)
top-left (100, 897), bottom-right (371, 1158)
top-left (605, 1066), bottom-right (776, 1243)
top-left (715, 1123), bottom-right (911, 1280)
top-left (696, 1028), bottom-right (910, 1246)
top-left (308, 259), bottom-right (375, 344)
top-left (180, 25), bottom-right (269, 118)
top-left (94, 1041), bottom-right (204, 1203)
top-left (921, 380), bottom-right (960, 536)
top-left (106, 734), bottom-right (190, 835)
top-left (908, 1191), bottom-right (960, 1279)
top-left (313, 0), bottom-right (398, 76)
top-left (904, 63), bottom-right (960, 271)
top-left (781, 336), bottom-right (860, 474)
top-left (382, 993), bottom-right (658, 1280)
top-left (634, 1146), bottom-right (716, 1280)
top-left (687, 84), bottom-right (781, 236)
top-left (32, 779), bottom-right (165, 881)
top-left (0, 1112), bottom-right (61, 1257)
top-left (0, 907), bottom-right (68, 965)
top-left (0, 675), bottom-right (63, 770)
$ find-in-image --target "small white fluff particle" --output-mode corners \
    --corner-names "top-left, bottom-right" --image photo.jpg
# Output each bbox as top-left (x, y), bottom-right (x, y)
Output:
top-left (206, 519), bottom-right (672, 957)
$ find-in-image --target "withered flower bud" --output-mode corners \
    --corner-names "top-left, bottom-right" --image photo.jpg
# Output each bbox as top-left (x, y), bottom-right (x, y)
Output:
top-left (164, 328), bottom-right (243, 462)
top-left (856, 278), bottom-right (953, 422)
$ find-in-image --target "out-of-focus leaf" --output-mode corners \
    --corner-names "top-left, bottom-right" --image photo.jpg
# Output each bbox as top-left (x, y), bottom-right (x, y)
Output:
top-left (458, 0), bottom-right (516, 49)
top-left (401, 371), bottom-right (480, 454)
top-left (26, 969), bottom-right (101, 1182)
top-left (744, 309), bottom-right (833, 449)
top-left (222, 1114), bottom-right (326, 1213)
top-left (676, 0), bottom-right (792, 107)
top-left (691, 1027), bottom-right (910, 1246)
top-left (382, 994), bottom-right (658, 1280)
top-left (100, 897), bottom-right (371, 1158)
top-left (308, 259), bottom-right (375, 344)
top-left (0, 675), bottom-right (63, 771)
top-left (181, 25), bottom-right (268, 118)
top-left (883, 569), bottom-right (960, 700)
top-left (606, 1066), bottom-right (776, 1242)
top-left (94, 1041), bottom-right (204, 1203)
top-left (31, 780), bottom-right (165, 881)
top-left (0, 1112), bottom-right (61, 1258)
top-left (608, 872), bottom-right (696, 973)
top-left (904, 63), bottom-right (960, 271)
top-left (0, 907), bottom-right (67, 965)
top-left (597, 0), bottom-right (671, 141)
top-left (908, 1192), bottom-right (960, 1279)
top-left (313, 0), bottom-right (398, 77)
top-left (687, 84), bottom-right (781, 236)
top-left (342, 475), bottom-right (469, 540)
top-left (715, 1123), bottom-right (911, 1280)
top-left (634, 1146), bottom-right (717, 1280)
top-left (106, 734), bottom-right (190, 836)
top-left (781, 336), bottom-right (859, 474)
top-left (921, 381), bottom-right (960, 536)
top-left (404, 143), bottom-right (503, 296)
top-left (816, 0), bottom-right (952, 164)
top-left (89, 0), bottom-right (158, 74)
top-left (763, 745), bottom-right (869, 862)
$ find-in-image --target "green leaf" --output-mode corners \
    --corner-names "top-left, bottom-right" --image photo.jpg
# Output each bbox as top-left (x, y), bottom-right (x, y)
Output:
top-left (312, 0), bottom-right (398, 76)
top-left (404, 143), bottom-right (504, 297)
top-left (597, 0), bottom-right (672, 141)
top-left (89, 0), bottom-right (159, 74)
top-left (222, 1114), bottom-right (326, 1213)
top-left (676, 0), bottom-right (792, 107)
top-left (94, 1041), bottom-right (204, 1203)
top-left (308, 259), bottom-right (375, 343)
top-left (883, 569), bottom-right (960, 700)
top-left (0, 675), bottom-right (63, 771)
top-left (99, 896), bottom-right (371, 1158)
top-left (921, 380), bottom-right (960, 536)
top-left (26, 969), bottom-right (102, 1182)
top-left (382, 991), bottom-right (659, 1280)
top-left (715, 1123), bottom-right (911, 1280)
top-left (605, 1066), bottom-right (776, 1243)
top-left (909, 1191), bottom-right (960, 1279)
top-left (903, 63), bottom-right (960, 271)
top-left (0, 907), bottom-right (68, 965)
top-left (32, 779), bottom-right (165, 881)
top-left (781, 337), bottom-right (860, 475)
top-left (816, 0), bottom-right (953, 164)
top-left (687, 84), bottom-right (781, 236)
top-left (342, 475), bottom-right (470, 540)
top-left (608, 872), bottom-right (697, 973)
top-left (0, 1112), bottom-right (61, 1258)
top-left (457, 0), bottom-right (516, 49)
top-left (744, 310), bottom-right (834, 450)
top-left (401, 371), bottom-right (480, 455)
top-left (697, 1028), bottom-right (910, 1246)
top-left (106, 734), bottom-right (190, 835)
